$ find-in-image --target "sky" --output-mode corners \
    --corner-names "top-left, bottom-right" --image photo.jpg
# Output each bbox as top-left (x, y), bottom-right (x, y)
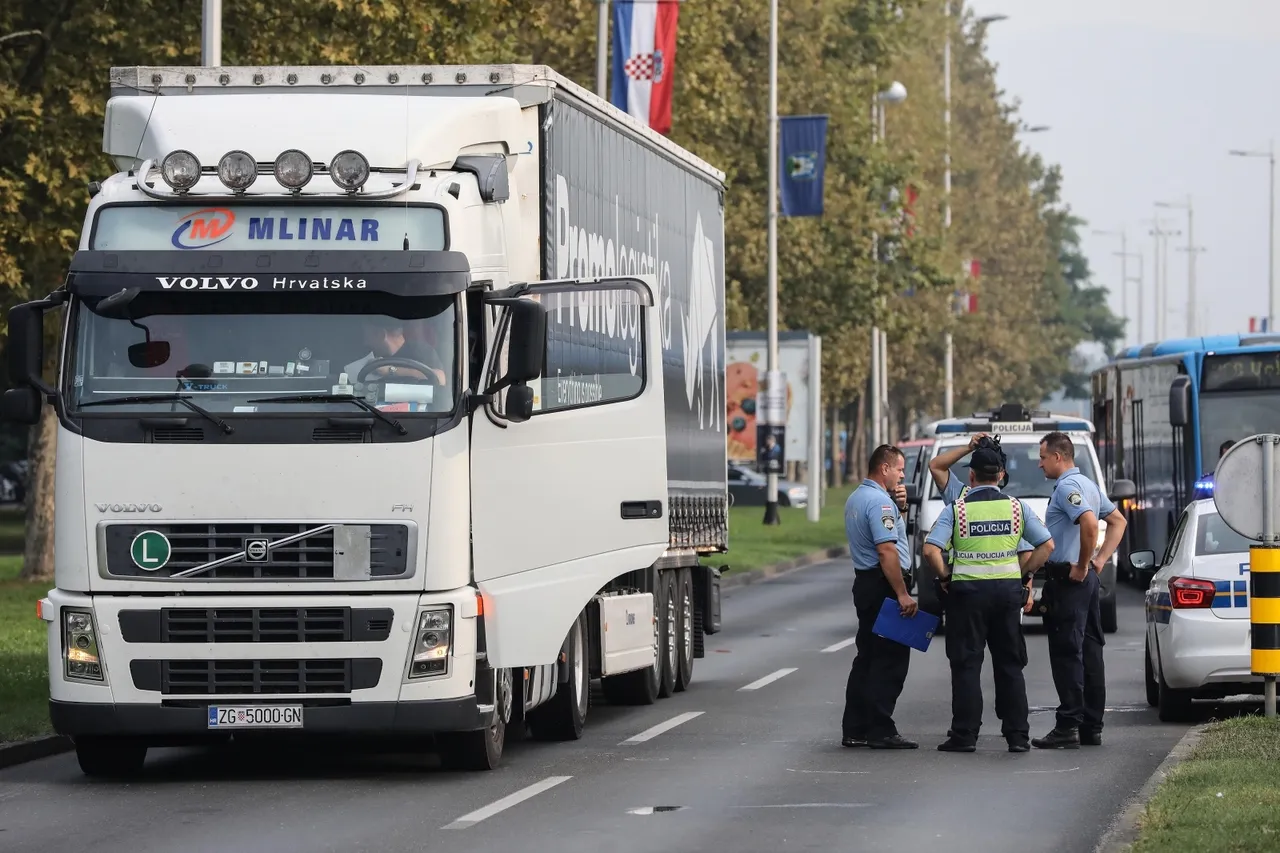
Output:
top-left (965, 0), bottom-right (1280, 350)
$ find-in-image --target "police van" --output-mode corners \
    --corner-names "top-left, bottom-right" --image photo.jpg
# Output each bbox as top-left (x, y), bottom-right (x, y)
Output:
top-left (906, 404), bottom-right (1123, 634)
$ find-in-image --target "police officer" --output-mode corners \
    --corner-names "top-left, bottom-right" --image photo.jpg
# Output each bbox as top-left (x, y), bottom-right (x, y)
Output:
top-left (922, 439), bottom-right (1054, 753)
top-left (842, 444), bottom-right (919, 750)
top-left (1032, 432), bottom-right (1128, 749)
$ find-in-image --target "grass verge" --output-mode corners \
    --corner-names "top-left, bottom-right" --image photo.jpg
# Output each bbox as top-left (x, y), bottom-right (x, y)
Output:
top-left (705, 486), bottom-right (855, 574)
top-left (1132, 716), bottom-right (1280, 852)
top-left (0, 555), bottom-right (51, 744)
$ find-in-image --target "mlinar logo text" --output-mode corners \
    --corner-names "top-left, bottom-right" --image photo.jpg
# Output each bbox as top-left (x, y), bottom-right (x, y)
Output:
top-left (553, 174), bottom-right (722, 431)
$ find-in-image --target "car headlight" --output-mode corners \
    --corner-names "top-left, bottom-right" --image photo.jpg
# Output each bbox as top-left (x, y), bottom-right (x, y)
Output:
top-left (63, 609), bottom-right (106, 683)
top-left (407, 607), bottom-right (452, 679)
top-left (786, 487), bottom-right (807, 501)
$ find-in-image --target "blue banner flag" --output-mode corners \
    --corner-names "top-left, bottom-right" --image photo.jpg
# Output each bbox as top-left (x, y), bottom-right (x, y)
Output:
top-left (779, 115), bottom-right (829, 217)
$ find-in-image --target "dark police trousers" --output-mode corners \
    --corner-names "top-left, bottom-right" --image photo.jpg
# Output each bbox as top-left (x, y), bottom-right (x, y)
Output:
top-left (943, 578), bottom-right (1029, 744)
top-left (843, 568), bottom-right (912, 740)
top-left (1042, 563), bottom-right (1106, 733)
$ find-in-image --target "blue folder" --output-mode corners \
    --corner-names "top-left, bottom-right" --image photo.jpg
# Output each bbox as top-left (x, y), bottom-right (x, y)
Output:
top-left (871, 597), bottom-right (940, 652)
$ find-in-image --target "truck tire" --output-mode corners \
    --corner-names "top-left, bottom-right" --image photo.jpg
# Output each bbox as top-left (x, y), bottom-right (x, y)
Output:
top-left (657, 570), bottom-right (678, 698)
top-left (75, 737), bottom-right (147, 778)
top-left (527, 615), bottom-right (589, 741)
top-left (439, 667), bottom-right (511, 771)
top-left (675, 568), bottom-right (694, 692)
top-left (1101, 592), bottom-right (1118, 634)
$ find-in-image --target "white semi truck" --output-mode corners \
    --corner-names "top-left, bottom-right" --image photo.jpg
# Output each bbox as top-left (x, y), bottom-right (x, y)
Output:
top-left (4, 65), bottom-right (728, 776)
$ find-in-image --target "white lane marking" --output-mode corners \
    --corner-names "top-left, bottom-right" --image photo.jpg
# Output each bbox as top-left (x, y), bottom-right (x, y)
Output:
top-left (442, 776), bottom-right (572, 829)
top-left (1014, 767), bottom-right (1080, 775)
top-left (620, 711), bottom-right (705, 745)
top-left (787, 768), bottom-right (870, 775)
top-left (820, 637), bottom-right (857, 653)
top-left (739, 668), bottom-right (798, 691)
top-left (738, 803), bottom-right (873, 809)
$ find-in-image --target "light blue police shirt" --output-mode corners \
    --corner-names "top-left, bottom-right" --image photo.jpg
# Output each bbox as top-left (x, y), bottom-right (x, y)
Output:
top-left (845, 479), bottom-right (902, 570)
top-left (925, 485), bottom-right (1053, 552)
top-left (940, 471), bottom-right (1035, 553)
top-left (1045, 466), bottom-right (1116, 563)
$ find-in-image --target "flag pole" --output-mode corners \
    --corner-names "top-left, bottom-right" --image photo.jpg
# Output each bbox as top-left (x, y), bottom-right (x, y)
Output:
top-left (763, 0), bottom-right (781, 525)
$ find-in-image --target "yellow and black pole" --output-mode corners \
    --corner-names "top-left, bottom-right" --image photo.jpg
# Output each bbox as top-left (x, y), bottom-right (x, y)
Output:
top-left (1254, 437), bottom-right (1279, 718)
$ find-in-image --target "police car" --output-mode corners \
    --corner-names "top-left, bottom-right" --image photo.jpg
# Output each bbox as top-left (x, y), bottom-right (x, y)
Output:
top-left (1135, 499), bottom-right (1270, 721)
top-left (908, 404), bottom-right (1130, 634)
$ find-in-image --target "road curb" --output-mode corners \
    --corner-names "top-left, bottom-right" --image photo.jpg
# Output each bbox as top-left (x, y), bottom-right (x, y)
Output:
top-left (719, 545), bottom-right (849, 591)
top-left (1093, 724), bottom-right (1206, 853)
top-left (0, 734), bottom-right (72, 770)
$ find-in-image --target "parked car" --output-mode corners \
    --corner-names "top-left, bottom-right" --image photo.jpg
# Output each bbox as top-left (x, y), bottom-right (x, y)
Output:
top-left (1134, 498), bottom-right (1272, 721)
top-left (727, 461), bottom-right (808, 508)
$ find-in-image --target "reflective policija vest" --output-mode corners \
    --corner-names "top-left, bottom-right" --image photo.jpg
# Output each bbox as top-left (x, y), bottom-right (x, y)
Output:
top-left (950, 492), bottom-right (1024, 581)
top-left (942, 485), bottom-right (972, 561)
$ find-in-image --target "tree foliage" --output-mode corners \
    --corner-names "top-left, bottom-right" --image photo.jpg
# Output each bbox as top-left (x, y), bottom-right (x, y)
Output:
top-left (0, 0), bottom-right (1122, 576)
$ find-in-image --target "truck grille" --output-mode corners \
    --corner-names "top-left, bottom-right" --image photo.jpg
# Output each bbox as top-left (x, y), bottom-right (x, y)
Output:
top-left (117, 607), bottom-right (395, 644)
top-left (131, 658), bottom-right (383, 695)
top-left (102, 523), bottom-right (411, 580)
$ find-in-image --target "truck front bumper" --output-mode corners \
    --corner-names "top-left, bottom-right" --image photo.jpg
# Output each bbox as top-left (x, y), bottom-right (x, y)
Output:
top-left (50, 696), bottom-right (491, 737)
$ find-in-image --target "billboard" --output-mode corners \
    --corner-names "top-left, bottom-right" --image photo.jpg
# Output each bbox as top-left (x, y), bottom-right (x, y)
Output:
top-left (726, 331), bottom-right (815, 464)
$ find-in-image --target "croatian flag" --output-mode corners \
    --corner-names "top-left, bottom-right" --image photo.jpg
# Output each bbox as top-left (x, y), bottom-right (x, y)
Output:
top-left (611, 0), bottom-right (681, 135)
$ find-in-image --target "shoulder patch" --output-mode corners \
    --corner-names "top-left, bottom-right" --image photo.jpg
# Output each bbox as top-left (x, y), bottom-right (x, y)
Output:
top-left (1067, 491), bottom-right (1084, 507)
top-left (881, 515), bottom-right (896, 531)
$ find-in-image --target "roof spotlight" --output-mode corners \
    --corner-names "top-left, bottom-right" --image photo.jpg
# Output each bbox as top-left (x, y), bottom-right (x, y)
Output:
top-left (329, 150), bottom-right (370, 192)
top-left (217, 150), bottom-right (257, 192)
top-left (160, 150), bottom-right (201, 192)
top-left (274, 149), bottom-right (313, 191)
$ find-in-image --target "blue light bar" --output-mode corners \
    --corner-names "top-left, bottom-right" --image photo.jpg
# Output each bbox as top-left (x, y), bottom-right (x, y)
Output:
top-left (1194, 478), bottom-right (1214, 494)
top-left (935, 423), bottom-right (970, 433)
top-left (933, 419), bottom-right (1092, 436)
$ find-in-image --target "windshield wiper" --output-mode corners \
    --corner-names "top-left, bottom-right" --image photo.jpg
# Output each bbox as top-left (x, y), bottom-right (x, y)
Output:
top-left (78, 394), bottom-right (234, 434)
top-left (248, 394), bottom-right (408, 435)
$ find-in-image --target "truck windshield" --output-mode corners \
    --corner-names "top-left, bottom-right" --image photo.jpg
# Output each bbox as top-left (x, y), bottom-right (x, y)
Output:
top-left (66, 291), bottom-right (457, 415)
top-left (930, 438), bottom-right (1099, 500)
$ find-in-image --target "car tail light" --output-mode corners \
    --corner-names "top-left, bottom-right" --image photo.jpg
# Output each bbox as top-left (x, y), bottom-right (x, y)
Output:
top-left (1169, 576), bottom-right (1216, 609)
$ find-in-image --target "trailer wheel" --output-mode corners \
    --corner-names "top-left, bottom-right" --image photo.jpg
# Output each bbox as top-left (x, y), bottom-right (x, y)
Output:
top-left (657, 570), bottom-right (678, 698)
top-left (528, 614), bottom-right (589, 741)
top-left (439, 668), bottom-right (510, 771)
top-left (75, 737), bottom-right (147, 778)
top-left (675, 568), bottom-right (694, 692)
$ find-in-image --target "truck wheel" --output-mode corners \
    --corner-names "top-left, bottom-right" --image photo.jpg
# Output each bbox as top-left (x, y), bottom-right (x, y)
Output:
top-left (528, 615), bottom-right (589, 741)
top-left (75, 737), bottom-right (147, 778)
top-left (1101, 593), bottom-right (1118, 634)
top-left (675, 568), bottom-right (694, 692)
top-left (440, 668), bottom-right (510, 771)
top-left (657, 570), bottom-right (678, 698)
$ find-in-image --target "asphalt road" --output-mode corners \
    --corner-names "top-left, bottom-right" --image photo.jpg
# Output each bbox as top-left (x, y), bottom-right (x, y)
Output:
top-left (0, 561), bottom-right (1192, 853)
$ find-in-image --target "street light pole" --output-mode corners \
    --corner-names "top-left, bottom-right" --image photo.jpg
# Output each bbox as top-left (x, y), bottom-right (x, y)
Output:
top-left (1156, 197), bottom-right (1204, 338)
top-left (764, 0), bottom-right (781, 525)
top-left (202, 0), bottom-right (222, 66)
top-left (595, 0), bottom-right (609, 98)
top-left (1093, 228), bottom-right (1128, 345)
top-left (1229, 142), bottom-right (1276, 330)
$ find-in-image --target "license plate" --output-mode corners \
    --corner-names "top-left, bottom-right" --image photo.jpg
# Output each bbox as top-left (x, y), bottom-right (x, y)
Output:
top-left (207, 705), bottom-right (304, 729)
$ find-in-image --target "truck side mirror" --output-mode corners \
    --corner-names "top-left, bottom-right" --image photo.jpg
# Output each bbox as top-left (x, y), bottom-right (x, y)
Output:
top-left (506, 385), bottom-right (534, 423)
top-left (504, 300), bottom-right (546, 385)
top-left (0, 387), bottom-right (43, 425)
top-left (1169, 376), bottom-right (1191, 427)
top-left (1110, 478), bottom-right (1137, 501)
top-left (7, 303), bottom-right (46, 389)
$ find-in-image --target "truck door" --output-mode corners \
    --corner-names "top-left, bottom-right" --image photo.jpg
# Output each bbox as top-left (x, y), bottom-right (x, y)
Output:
top-left (471, 277), bottom-right (669, 669)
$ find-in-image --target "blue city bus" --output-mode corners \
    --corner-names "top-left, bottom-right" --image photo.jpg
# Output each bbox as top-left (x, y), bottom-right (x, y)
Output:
top-left (1090, 333), bottom-right (1280, 585)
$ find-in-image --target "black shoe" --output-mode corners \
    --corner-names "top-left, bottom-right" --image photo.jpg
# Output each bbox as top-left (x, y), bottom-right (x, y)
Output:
top-left (1007, 739), bottom-right (1030, 753)
top-left (1032, 728), bottom-right (1080, 750)
top-left (869, 734), bottom-right (919, 750)
top-left (1079, 730), bottom-right (1102, 746)
top-left (841, 736), bottom-right (868, 748)
top-left (937, 737), bottom-right (976, 753)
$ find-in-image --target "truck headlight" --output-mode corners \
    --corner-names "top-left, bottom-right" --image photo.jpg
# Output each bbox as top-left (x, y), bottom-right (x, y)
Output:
top-left (408, 607), bottom-right (452, 679)
top-left (63, 609), bottom-right (106, 683)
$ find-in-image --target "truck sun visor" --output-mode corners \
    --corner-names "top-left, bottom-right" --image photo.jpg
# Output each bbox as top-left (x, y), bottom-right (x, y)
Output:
top-left (64, 249), bottom-right (472, 298)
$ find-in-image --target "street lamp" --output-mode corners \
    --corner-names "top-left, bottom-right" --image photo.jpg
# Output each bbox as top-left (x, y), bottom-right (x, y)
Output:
top-left (871, 81), bottom-right (906, 450)
top-left (1020, 124), bottom-right (1050, 133)
top-left (1229, 142), bottom-right (1276, 331)
top-left (1093, 228), bottom-right (1131, 344)
top-left (1155, 197), bottom-right (1204, 337)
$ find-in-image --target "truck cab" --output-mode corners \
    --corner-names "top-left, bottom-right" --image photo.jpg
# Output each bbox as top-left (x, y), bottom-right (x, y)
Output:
top-left (3, 65), bottom-right (728, 776)
top-left (913, 404), bottom-right (1136, 634)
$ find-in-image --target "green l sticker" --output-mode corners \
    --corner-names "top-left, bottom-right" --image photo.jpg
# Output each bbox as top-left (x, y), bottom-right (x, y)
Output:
top-left (130, 530), bottom-right (171, 571)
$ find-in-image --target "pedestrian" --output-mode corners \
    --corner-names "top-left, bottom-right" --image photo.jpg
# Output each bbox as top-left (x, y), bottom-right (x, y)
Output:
top-left (842, 444), bottom-right (919, 750)
top-left (1032, 432), bottom-right (1128, 749)
top-left (922, 437), bottom-right (1054, 753)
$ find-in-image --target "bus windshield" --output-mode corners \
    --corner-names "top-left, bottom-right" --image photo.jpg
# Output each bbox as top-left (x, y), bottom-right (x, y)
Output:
top-left (1198, 392), bottom-right (1280, 474)
top-left (929, 438), bottom-right (1098, 500)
